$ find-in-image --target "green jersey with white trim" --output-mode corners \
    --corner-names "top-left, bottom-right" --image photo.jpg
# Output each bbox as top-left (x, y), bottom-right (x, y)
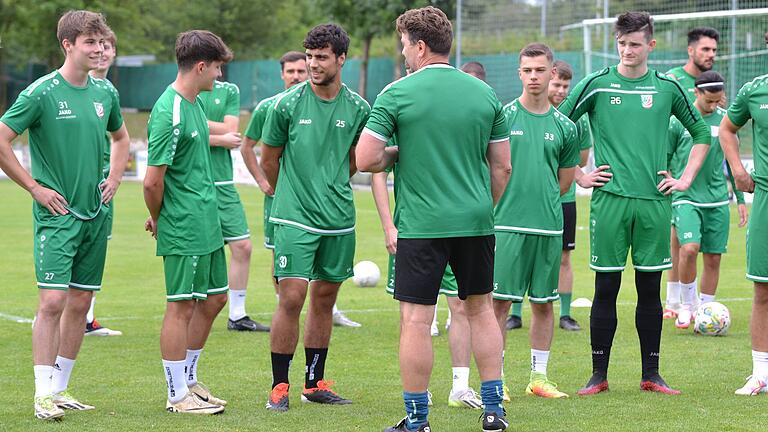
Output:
top-left (560, 115), bottom-right (592, 203)
top-left (100, 78), bottom-right (119, 178)
top-left (147, 86), bottom-right (223, 256)
top-left (668, 107), bottom-right (744, 206)
top-left (0, 71), bottom-right (123, 220)
top-left (559, 66), bottom-right (710, 200)
top-left (728, 74), bottom-right (768, 191)
top-left (198, 80), bottom-right (240, 184)
top-left (495, 99), bottom-right (580, 236)
top-left (244, 93), bottom-right (280, 142)
top-left (261, 82), bottom-right (370, 235)
top-left (666, 66), bottom-right (696, 102)
top-left (364, 64), bottom-right (509, 239)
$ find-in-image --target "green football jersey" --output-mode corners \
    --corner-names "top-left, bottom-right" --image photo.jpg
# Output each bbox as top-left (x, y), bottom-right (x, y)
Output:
top-left (495, 99), bottom-right (580, 235)
top-left (558, 66), bottom-right (710, 200)
top-left (668, 107), bottom-right (744, 205)
top-left (0, 71), bottom-right (123, 220)
top-left (365, 64), bottom-right (509, 239)
top-left (244, 93), bottom-right (280, 141)
top-left (666, 66), bottom-right (696, 101)
top-left (560, 115), bottom-right (593, 203)
top-left (101, 78), bottom-right (119, 178)
top-left (147, 86), bottom-right (223, 256)
top-left (262, 82), bottom-right (370, 234)
top-left (728, 74), bottom-right (768, 191)
top-left (198, 80), bottom-right (240, 184)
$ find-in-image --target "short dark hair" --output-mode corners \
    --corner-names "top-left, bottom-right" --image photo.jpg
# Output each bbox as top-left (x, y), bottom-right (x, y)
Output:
top-left (175, 30), bottom-right (233, 71)
top-left (280, 51), bottom-right (307, 70)
top-left (688, 27), bottom-right (719, 45)
top-left (396, 6), bottom-right (453, 56)
top-left (695, 70), bottom-right (725, 93)
top-left (303, 24), bottom-right (349, 57)
top-left (57, 10), bottom-right (110, 50)
top-left (615, 11), bottom-right (653, 41)
top-left (553, 60), bottom-right (573, 80)
top-left (104, 28), bottom-right (117, 49)
top-left (461, 61), bottom-right (486, 81)
top-left (519, 43), bottom-right (554, 63)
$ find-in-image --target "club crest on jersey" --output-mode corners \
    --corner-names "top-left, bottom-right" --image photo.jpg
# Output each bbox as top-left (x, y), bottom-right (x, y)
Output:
top-left (641, 94), bottom-right (653, 109)
top-left (93, 102), bottom-right (104, 118)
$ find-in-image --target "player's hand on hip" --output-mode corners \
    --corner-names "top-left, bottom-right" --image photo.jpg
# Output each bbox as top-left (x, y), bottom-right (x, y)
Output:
top-left (145, 217), bottom-right (158, 239)
top-left (257, 178), bottom-right (274, 196)
top-left (30, 184), bottom-right (69, 215)
top-left (385, 226), bottom-right (398, 254)
top-left (734, 172), bottom-right (755, 193)
top-left (738, 203), bottom-right (749, 228)
top-left (577, 165), bottom-right (612, 188)
top-left (657, 170), bottom-right (689, 194)
top-left (100, 177), bottom-right (121, 203)
top-left (220, 132), bottom-right (242, 149)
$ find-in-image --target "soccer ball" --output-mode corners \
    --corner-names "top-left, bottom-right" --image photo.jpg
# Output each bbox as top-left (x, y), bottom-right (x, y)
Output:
top-left (693, 302), bottom-right (731, 336)
top-left (352, 261), bottom-right (380, 287)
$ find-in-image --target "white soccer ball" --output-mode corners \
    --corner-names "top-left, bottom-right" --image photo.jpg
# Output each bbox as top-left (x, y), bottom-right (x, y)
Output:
top-left (694, 302), bottom-right (731, 336)
top-left (352, 260), bottom-right (380, 287)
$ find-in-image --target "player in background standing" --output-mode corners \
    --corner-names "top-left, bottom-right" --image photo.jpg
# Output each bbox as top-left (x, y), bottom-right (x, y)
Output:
top-left (667, 71), bottom-right (747, 329)
top-left (199, 73), bottom-right (270, 332)
top-left (719, 69), bottom-right (768, 395)
top-left (558, 11), bottom-right (710, 396)
top-left (84, 28), bottom-right (123, 337)
top-left (242, 51), bottom-right (361, 328)
top-left (492, 43), bottom-right (579, 400)
top-left (261, 24), bottom-right (369, 412)
top-left (0, 10), bottom-right (129, 419)
top-left (664, 27), bottom-right (721, 318)
top-left (357, 7), bottom-right (511, 431)
top-left (144, 30), bottom-right (233, 414)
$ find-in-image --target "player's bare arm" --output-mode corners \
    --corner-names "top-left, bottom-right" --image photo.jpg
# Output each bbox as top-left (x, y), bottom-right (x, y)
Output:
top-left (719, 113), bottom-right (754, 193)
top-left (658, 143), bottom-right (709, 194)
top-left (208, 115), bottom-right (241, 149)
top-left (0, 121), bottom-right (68, 215)
top-left (101, 123), bottom-right (130, 203)
top-left (240, 136), bottom-right (274, 195)
top-left (143, 164), bottom-right (167, 238)
top-left (208, 116), bottom-right (237, 134)
top-left (558, 166), bottom-right (576, 196)
top-left (577, 165), bottom-right (613, 188)
top-left (260, 143), bottom-right (283, 190)
top-left (355, 132), bottom-right (398, 172)
top-left (370, 171), bottom-right (397, 254)
top-left (486, 138), bottom-right (512, 205)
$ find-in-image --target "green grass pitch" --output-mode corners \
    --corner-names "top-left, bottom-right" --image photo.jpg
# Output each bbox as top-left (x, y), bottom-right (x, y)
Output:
top-left (0, 180), bottom-right (767, 431)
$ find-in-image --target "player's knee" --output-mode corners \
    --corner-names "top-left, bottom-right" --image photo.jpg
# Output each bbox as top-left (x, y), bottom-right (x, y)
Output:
top-left (230, 239), bottom-right (252, 259)
top-left (754, 283), bottom-right (768, 306)
top-left (560, 250), bottom-right (571, 268)
top-left (278, 293), bottom-right (305, 316)
top-left (703, 253), bottom-right (721, 268)
top-left (680, 243), bottom-right (700, 258)
top-left (207, 293), bottom-right (228, 310)
top-left (65, 289), bottom-right (93, 314)
top-left (37, 296), bottom-right (66, 318)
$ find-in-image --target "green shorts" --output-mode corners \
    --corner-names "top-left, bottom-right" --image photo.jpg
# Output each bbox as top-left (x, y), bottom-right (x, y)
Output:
top-left (163, 247), bottom-right (228, 302)
top-left (747, 188), bottom-right (768, 282)
top-left (273, 224), bottom-right (355, 282)
top-left (34, 209), bottom-right (110, 291)
top-left (104, 201), bottom-right (114, 240)
top-left (264, 195), bottom-right (275, 249)
top-left (492, 232), bottom-right (560, 303)
top-left (672, 203), bottom-right (729, 254)
top-left (385, 253), bottom-right (458, 297)
top-left (216, 184), bottom-right (250, 242)
top-left (590, 191), bottom-right (672, 272)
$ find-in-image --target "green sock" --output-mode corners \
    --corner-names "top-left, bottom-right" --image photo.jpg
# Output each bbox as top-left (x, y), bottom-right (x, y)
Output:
top-left (560, 293), bottom-right (572, 318)
top-left (511, 302), bottom-right (523, 318)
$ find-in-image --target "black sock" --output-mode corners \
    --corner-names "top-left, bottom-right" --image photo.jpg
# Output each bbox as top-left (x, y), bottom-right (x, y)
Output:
top-left (635, 271), bottom-right (663, 380)
top-left (271, 352), bottom-right (293, 388)
top-left (590, 272), bottom-right (622, 376)
top-left (305, 347), bottom-right (328, 389)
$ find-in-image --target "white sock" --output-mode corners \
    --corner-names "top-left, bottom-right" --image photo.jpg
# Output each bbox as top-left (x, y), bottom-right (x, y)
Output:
top-left (228, 289), bottom-right (247, 321)
top-left (332, 303), bottom-right (339, 315)
top-left (86, 297), bottom-right (96, 324)
top-left (34, 365), bottom-right (54, 398)
top-left (531, 349), bottom-right (550, 375)
top-left (163, 359), bottom-right (189, 403)
top-left (753, 350), bottom-right (768, 381)
top-left (680, 280), bottom-right (698, 307)
top-left (451, 367), bottom-right (470, 393)
top-left (700, 293), bottom-right (715, 304)
top-left (432, 302), bottom-right (439, 327)
top-left (185, 349), bottom-right (203, 386)
top-left (51, 356), bottom-right (75, 395)
top-left (666, 281), bottom-right (681, 306)
top-left (501, 350), bottom-right (506, 378)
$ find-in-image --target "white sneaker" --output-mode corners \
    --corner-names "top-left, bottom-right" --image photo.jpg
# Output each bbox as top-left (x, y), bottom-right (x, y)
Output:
top-left (34, 395), bottom-right (64, 420)
top-left (735, 376), bottom-right (768, 396)
top-left (675, 306), bottom-right (692, 329)
top-left (430, 320), bottom-right (439, 337)
top-left (447, 387), bottom-right (483, 409)
top-left (166, 392), bottom-right (224, 414)
top-left (189, 382), bottom-right (227, 406)
top-left (332, 311), bottom-right (362, 328)
top-left (52, 391), bottom-right (95, 410)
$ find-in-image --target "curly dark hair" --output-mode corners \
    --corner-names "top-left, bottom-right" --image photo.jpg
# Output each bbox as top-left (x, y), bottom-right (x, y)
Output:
top-left (687, 27), bottom-right (719, 45)
top-left (303, 24), bottom-right (349, 57)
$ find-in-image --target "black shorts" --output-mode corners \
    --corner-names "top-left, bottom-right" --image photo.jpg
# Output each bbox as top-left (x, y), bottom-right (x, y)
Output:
top-left (394, 235), bottom-right (495, 305)
top-left (562, 201), bottom-right (577, 251)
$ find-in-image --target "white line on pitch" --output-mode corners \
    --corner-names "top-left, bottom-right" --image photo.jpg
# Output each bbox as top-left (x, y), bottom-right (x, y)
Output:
top-left (0, 312), bottom-right (34, 323)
